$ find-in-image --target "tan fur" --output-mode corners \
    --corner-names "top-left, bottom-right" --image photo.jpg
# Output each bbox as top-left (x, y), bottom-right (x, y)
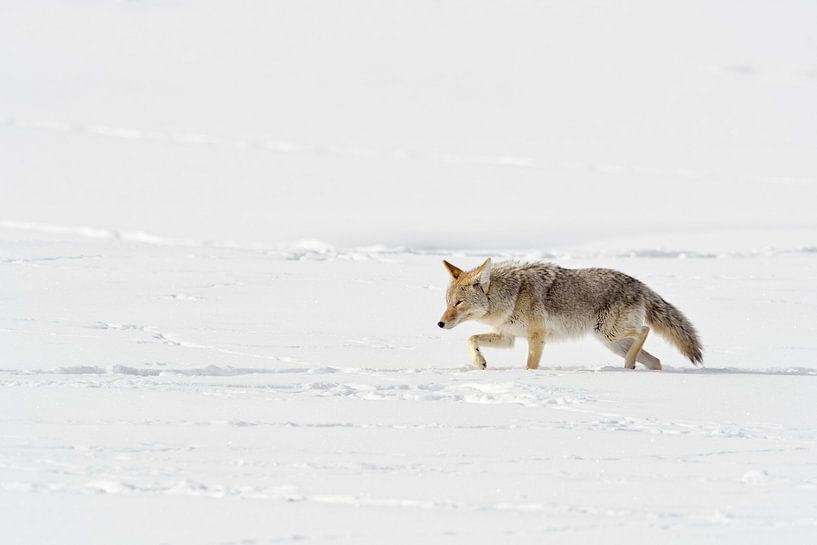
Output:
top-left (438, 259), bottom-right (702, 370)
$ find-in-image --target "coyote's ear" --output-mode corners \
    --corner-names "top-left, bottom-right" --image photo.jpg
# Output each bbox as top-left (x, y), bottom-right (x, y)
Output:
top-left (474, 257), bottom-right (492, 290)
top-left (443, 260), bottom-right (464, 279)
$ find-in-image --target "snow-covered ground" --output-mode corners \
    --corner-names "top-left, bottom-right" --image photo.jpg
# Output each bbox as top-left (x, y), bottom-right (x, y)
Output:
top-left (3, 230), bottom-right (816, 544)
top-left (2, 1), bottom-right (817, 544)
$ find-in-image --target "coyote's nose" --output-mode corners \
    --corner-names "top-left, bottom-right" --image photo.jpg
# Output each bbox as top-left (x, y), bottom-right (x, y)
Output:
top-left (437, 321), bottom-right (445, 328)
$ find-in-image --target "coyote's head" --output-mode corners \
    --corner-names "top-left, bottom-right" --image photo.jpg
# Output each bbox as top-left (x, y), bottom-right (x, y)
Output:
top-left (437, 258), bottom-right (492, 329)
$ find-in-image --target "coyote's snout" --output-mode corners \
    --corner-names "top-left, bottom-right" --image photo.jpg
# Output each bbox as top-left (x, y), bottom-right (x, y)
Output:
top-left (439, 258), bottom-right (702, 371)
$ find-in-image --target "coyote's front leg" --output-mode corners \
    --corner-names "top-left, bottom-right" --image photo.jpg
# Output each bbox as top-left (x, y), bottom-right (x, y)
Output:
top-left (467, 333), bottom-right (514, 369)
top-left (526, 332), bottom-right (545, 370)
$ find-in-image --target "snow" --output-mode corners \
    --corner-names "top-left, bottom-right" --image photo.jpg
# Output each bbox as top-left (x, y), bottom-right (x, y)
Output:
top-left (3, 232), bottom-right (817, 543)
top-left (2, 1), bottom-right (817, 544)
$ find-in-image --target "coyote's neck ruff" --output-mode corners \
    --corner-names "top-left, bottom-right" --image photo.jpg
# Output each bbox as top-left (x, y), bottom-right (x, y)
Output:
top-left (437, 258), bottom-right (702, 370)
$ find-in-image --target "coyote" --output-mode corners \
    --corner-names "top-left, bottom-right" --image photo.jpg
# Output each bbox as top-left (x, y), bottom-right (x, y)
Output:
top-left (437, 258), bottom-right (702, 370)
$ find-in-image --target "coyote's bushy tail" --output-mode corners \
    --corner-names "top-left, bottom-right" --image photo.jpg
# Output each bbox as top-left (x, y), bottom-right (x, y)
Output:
top-left (644, 289), bottom-right (703, 366)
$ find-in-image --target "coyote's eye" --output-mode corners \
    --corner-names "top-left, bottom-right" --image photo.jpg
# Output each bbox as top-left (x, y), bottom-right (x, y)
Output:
top-left (454, 300), bottom-right (463, 306)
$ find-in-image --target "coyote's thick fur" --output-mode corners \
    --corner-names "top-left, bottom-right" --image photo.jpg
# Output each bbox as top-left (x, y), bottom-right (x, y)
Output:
top-left (438, 259), bottom-right (702, 370)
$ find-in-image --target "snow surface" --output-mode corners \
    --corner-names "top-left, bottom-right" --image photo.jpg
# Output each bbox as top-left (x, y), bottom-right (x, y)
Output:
top-left (2, 1), bottom-right (817, 544)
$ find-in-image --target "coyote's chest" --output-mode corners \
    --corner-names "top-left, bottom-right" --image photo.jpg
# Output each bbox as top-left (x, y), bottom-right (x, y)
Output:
top-left (479, 309), bottom-right (533, 338)
top-left (480, 308), bottom-right (587, 341)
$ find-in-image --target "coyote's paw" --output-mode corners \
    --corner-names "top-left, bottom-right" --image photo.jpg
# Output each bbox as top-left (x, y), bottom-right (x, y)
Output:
top-left (472, 352), bottom-right (487, 370)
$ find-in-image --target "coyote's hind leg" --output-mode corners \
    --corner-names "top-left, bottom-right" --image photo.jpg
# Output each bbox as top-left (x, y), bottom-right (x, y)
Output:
top-left (603, 338), bottom-right (661, 370)
top-left (468, 333), bottom-right (514, 369)
top-left (623, 326), bottom-right (650, 369)
top-left (636, 346), bottom-right (661, 370)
